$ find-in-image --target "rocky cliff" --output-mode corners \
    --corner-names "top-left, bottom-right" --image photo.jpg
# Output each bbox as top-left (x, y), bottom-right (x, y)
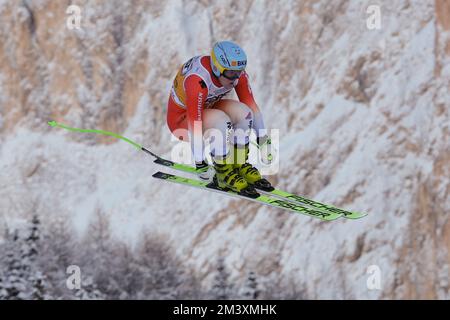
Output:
top-left (0, 0), bottom-right (448, 299)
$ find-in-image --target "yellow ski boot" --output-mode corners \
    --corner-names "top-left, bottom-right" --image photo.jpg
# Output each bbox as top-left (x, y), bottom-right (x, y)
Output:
top-left (232, 143), bottom-right (274, 191)
top-left (211, 152), bottom-right (259, 198)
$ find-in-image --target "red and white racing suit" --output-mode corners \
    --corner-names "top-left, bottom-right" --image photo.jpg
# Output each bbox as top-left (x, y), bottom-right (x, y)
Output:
top-left (166, 55), bottom-right (266, 163)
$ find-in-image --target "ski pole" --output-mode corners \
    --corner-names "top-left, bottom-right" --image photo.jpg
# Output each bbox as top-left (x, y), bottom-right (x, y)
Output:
top-left (47, 120), bottom-right (160, 160)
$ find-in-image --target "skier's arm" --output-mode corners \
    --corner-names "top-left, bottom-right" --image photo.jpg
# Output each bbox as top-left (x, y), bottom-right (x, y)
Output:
top-left (234, 72), bottom-right (266, 139)
top-left (235, 72), bottom-right (273, 164)
top-left (184, 75), bottom-right (208, 164)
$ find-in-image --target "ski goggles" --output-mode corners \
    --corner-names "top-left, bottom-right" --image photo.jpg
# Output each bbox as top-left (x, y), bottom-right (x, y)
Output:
top-left (222, 69), bottom-right (243, 80)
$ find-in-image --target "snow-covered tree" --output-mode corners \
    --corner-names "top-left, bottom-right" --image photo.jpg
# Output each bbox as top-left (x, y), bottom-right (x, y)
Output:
top-left (23, 215), bottom-right (53, 299)
top-left (134, 233), bottom-right (184, 299)
top-left (80, 207), bottom-right (115, 295)
top-left (74, 276), bottom-right (105, 300)
top-left (40, 215), bottom-right (77, 299)
top-left (0, 216), bottom-right (53, 300)
top-left (0, 270), bottom-right (6, 299)
top-left (0, 231), bottom-right (29, 299)
top-left (241, 271), bottom-right (260, 300)
top-left (0, 211), bottom-right (203, 300)
top-left (210, 256), bottom-right (233, 300)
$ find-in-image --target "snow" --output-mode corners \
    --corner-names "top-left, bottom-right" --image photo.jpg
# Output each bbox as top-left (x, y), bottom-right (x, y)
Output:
top-left (0, 0), bottom-right (449, 299)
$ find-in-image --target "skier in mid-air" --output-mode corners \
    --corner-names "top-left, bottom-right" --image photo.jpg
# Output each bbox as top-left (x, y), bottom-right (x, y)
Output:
top-left (47, 41), bottom-right (365, 220)
top-left (166, 40), bottom-right (273, 195)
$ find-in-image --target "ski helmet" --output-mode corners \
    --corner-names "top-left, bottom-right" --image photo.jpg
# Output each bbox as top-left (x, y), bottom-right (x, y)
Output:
top-left (210, 41), bottom-right (247, 79)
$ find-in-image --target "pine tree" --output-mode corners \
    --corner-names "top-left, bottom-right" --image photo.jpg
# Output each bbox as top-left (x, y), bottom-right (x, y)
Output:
top-left (0, 231), bottom-right (29, 299)
top-left (242, 271), bottom-right (260, 300)
top-left (22, 215), bottom-right (53, 299)
top-left (135, 233), bottom-right (183, 299)
top-left (80, 207), bottom-right (114, 296)
top-left (40, 215), bottom-right (77, 299)
top-left (211, 256), bottom-right (233, 300)
top-left (74, 276), bottom-right (105, 300)
top-left (0, 270), bottom-right (6, 299)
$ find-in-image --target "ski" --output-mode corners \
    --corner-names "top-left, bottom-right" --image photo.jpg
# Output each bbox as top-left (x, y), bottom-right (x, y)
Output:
top-left (257, 189), bottom-right (367, 219)
top-left (46, 122), bottom-right (366, 219)
top-left (152, 171), bottom-right (341, 221)
top-left (152, 157), bottom-right (367, 219)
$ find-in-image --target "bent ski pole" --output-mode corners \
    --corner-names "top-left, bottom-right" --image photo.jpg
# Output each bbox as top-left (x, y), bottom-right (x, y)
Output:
top-left (47, 120), bottom-right (160, 159)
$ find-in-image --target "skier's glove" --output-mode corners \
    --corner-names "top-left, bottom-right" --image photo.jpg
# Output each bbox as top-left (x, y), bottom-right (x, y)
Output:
top-left (196, 160), bottom-right (214, 181)
top-left (257, 135), bottom-right (274, 165)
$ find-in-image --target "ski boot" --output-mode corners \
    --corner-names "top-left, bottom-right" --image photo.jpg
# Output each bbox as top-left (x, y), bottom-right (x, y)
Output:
top-left (210, 153), bottom-right (259, 198)
top-left (232, 143), bottom-right (274, 191)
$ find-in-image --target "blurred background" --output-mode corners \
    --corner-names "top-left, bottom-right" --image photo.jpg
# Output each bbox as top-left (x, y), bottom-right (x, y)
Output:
top-left (0, 0), bottom-right (449, 299)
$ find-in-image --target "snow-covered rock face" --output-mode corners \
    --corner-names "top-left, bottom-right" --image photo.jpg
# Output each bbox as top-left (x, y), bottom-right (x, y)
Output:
top-left (0, 0), bottom-right (449, 299)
